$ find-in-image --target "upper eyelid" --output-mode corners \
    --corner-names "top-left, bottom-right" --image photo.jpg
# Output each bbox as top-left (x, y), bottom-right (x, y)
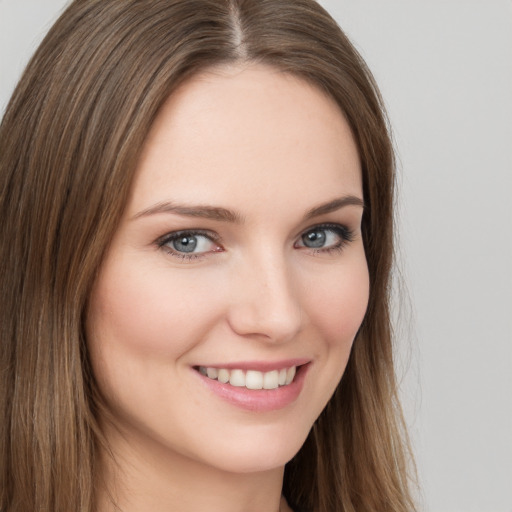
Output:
top-left (303, 222), bottom-right (348, 230)
top-left (157, 229), bottom-right (220, 245)
top-left (295, 222), bottom-right (353, 239)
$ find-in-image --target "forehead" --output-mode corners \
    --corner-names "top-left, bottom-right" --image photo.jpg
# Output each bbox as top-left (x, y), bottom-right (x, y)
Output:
top-left (128, 63), bottom-right (362, 216)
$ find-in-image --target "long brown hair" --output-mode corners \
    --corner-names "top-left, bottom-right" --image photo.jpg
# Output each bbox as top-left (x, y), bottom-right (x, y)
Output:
top-left (0, 1), bottom-right (416, 510)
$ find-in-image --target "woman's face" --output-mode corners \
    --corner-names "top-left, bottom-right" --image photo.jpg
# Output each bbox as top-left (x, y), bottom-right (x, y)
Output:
top-left (86, 64), bottom-right (369, 474)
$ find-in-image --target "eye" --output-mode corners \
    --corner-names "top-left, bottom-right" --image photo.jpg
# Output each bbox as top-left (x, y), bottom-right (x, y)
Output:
top-left (157, 230), bottom-right (222, 260)
top-left (295, 223), bottom-right (354, 253)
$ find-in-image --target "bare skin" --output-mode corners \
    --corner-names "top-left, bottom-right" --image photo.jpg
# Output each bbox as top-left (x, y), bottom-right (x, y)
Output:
top-left (88, 63), bottom-right (368, 512)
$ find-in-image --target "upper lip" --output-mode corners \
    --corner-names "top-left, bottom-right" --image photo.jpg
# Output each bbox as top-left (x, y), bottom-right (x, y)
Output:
top-left (194, 358), bottom-right (310, 372)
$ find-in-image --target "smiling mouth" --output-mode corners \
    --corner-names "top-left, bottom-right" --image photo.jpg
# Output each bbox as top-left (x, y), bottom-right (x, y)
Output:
top-left (196, 366), bottom-right (298, 390)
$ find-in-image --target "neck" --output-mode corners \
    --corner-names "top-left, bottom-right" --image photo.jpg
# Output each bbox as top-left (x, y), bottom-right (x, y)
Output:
top-left (95, 421), bottom-right (289, 512)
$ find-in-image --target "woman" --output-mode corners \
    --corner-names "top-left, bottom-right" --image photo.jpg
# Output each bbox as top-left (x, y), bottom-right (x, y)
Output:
top-left (0, 1), bottom-right (416, 511)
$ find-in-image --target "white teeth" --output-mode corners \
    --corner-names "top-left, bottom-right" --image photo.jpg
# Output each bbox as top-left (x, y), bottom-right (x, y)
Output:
top-left (206, 367), bottom-right (218, 379)
top-left (218, 368), bottom-right (230, 383)
top-left (263, 370), bottom-right (279, 390)
top-left (229, 369), bottom-right (245, 387)
top-left (246, 370), bottom-right (263, 390)
top-left (198, 365), bottom-right (298, 390)
top-left (285, 366), bottom-right (296, 385)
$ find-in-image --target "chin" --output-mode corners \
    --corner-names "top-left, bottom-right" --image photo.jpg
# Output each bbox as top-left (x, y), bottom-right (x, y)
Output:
top-left (192, 417), bottom-right (314, 475)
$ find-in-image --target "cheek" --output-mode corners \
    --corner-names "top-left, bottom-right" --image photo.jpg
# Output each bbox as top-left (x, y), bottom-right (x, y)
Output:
top-left (85, 262), bottom-right (231, 443)
top-left (305, 257), bottom-right (370, 349)
top-left (85, 259), bottom-right (228, 406)
top-left (292, 253), bottom-right (369, 425)
top-left (87, 262), bottom-right (219, 358)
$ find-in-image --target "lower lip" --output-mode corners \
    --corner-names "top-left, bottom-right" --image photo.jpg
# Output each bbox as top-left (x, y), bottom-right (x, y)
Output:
top-left (195, 364), bottom-right (309, 412)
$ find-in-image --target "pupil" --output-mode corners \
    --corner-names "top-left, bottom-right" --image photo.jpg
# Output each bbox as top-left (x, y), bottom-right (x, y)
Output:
top-left (303, 230), bottom-right (325, 248)
top-left (173, 235), bottom-right (197, 253)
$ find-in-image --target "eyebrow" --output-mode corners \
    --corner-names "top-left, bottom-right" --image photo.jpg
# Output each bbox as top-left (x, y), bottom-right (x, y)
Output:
top-left (131, 195), bottom-right (364, 223)
top-left (303, 195), bottom-right (364, 220)
top-left (132, 202), bottom-right (244, 223)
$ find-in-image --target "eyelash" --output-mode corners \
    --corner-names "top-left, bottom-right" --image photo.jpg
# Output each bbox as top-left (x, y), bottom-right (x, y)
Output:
top-left (156, 223), bottom-right (355, 262)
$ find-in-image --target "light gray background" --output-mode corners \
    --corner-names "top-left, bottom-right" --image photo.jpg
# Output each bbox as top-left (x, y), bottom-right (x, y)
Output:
top-left (1, 1), bottom-right (511, 511)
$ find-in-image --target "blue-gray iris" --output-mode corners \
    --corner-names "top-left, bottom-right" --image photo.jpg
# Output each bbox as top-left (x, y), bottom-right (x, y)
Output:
top-left (173, 235), bottom-right (197, 253)
top-left (303, 230), bottom-right (326, 248)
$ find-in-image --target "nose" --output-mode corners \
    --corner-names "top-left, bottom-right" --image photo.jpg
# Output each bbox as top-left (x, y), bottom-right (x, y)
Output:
top-left (226, 251), bottom-right (303, 344)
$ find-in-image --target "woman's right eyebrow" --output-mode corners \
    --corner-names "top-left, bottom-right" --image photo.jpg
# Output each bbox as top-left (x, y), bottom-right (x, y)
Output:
top-left (131, 201), bottom-right (244, 223)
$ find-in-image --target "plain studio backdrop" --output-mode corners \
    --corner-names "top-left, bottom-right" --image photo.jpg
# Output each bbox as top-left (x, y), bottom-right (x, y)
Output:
top-left (1, 1), bottom-right (511, 511)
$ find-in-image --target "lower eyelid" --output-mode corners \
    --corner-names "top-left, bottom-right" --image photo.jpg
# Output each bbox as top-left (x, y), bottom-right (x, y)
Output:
top-left (165, 250), bottom-right (204, 260)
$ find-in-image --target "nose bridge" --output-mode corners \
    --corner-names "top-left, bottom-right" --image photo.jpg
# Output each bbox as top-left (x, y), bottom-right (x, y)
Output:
top-left (228, 247), bottom-right (302, 342)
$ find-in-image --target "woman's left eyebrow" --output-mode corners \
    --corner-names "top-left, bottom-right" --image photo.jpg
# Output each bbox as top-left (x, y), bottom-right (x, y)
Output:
top-left (303, 195), bottom-right (365, 221)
